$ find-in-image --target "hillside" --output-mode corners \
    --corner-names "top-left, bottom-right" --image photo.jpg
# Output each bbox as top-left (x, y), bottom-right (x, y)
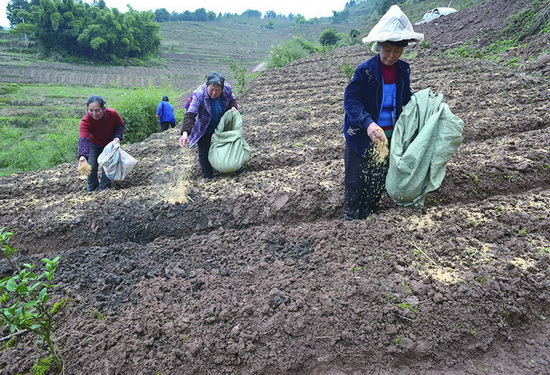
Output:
top-left (0, 0), bottom-right (549, 374)
top-left (0, 19), bottom-right (353, 91)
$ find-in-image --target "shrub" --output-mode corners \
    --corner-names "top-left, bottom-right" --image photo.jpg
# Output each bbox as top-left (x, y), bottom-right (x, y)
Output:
top-left (268, 39), bottom-right (310, 68)
top-left (319, 29), bottom-right (341, 46)
top-left (113, 87), bottom-right (183, 144)
top-left (230, 64), bottom-right (248, 94)
top-left (294, 37), bottom-right (323, 54)
top-left (268, 37), bottom-right (323, 68)
top-left (338, 61), bottom-right (356, 81)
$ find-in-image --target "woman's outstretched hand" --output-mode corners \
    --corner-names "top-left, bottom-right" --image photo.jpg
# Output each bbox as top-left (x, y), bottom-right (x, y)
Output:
top-left (367, 123), bottom-right (386, 143)
top-left (179, 132), bottom-right (189, 147)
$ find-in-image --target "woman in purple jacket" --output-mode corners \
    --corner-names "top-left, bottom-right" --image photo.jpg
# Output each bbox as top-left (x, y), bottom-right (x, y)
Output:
top-left (178, 72), bottom-right (238, 179)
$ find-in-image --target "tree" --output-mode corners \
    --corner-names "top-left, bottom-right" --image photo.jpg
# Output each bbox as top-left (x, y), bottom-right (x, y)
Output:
top-left (6, 0), bottom-right (31, 27)
top-left (207, 11), bottom-right (216, 20)
top-left (154, 8), bottom-right (170, 22)
top-left (294, 14), bottom-right (306, 25)
top-left (265, 10), bottom-right (277, 19)
top-left (319, 28), bottom-right (341, 46)
top-left (12, 0), bottom-right (161, 64)
top-left (181, 10), bottom-right (197, 21)
top-left (195, 8), bottom-right (208, 21)
top-left (242, 9), bottom-right (262, 19)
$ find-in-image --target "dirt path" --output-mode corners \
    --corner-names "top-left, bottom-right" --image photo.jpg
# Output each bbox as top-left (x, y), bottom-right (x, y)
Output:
top-left (0, 1), bottom-right (549, 374)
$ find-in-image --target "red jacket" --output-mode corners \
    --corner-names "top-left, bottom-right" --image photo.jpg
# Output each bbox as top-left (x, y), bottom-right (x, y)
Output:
top-left (79, 108), bottom-right (125, 147)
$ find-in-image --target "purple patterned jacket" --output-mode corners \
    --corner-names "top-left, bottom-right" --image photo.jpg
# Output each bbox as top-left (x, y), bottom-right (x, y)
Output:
top-left (184, 83), bottom-right (236, 147)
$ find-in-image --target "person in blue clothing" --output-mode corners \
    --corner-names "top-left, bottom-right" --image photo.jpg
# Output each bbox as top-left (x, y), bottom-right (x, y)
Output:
top-left (156, 96), bottom-right (176, 132)
top-left (342, 40), bottom-right (413, 220)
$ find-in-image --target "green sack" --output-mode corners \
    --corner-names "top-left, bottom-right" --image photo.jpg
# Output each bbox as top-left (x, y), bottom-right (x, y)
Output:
top-left (386, 88), bottom-right (464, 208)
top-left (208, 110), bottom-right (251, 173)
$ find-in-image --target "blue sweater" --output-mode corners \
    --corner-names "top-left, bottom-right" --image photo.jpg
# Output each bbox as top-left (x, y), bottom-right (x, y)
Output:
top-left (156, 101), bottom-right (176, 123)
top-left (343, 55), bottom-right (412, 157)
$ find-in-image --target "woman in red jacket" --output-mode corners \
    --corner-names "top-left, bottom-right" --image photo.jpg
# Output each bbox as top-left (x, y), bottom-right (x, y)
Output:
top-left (77, 95), bottom-right (125, 191)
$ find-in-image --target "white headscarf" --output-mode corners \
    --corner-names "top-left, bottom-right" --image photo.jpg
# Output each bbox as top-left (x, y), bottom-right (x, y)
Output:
top-left (363, 5), bottom-right (424, 52)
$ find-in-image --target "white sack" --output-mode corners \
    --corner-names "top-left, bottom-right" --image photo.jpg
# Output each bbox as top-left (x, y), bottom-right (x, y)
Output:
top-left (97, 141), bottom-right (138, 181)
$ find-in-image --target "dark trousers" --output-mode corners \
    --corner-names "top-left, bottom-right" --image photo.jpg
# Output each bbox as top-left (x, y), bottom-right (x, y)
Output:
top-left (343, 143), bottom-right (390, 220)
top-left (160, 121), bottom-right (175, 132)
top-left (87, 143), bottom-right (112, 191)
top-left (197, 133), bottom-right (214, 179)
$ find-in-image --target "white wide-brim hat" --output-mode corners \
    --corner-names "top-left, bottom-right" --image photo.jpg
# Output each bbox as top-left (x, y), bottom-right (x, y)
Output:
top-left (363, 5), bottom-right (424, 52)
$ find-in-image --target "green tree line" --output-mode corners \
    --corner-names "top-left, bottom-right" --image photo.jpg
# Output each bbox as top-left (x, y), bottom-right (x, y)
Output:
top-left (8, 0), bottom-right (160, 64)
top-left (153, 7), bottom-right (311, 24)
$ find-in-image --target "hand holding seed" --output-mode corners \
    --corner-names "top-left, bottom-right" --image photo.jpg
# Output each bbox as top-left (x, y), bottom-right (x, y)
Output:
top-left (367, 123), bottom-right (386, 143)
top-left (77, 157), bottom-right (91, 176)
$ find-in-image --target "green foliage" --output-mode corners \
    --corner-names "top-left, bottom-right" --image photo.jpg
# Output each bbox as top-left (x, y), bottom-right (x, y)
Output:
top-left (113, 87), bottom-right (181, 144)
top-left (294, 14), bottom-right (307, 25)
top-left (262, 19), bottom-right (275, 29)
top-left (0, 123), bottom-right (78, 176)
top-left (3, 336), bottom-right (16, 348)
top-left (445, 0), bottom-right (549, 64)
top-left (448, 42), bottom-right (484, 58)
top-left (0, 228), bottom-right (63, 373)
top-left (13, 0), bottom-right (161, 64)
top-left (397, 301), bottom-right (419, 315)
top-left (499, 1), bottom-right (550, 40)
top-left (230, 64), bottom-right (248, 94)
top-left (349, 29), bottom-right (361, 44)
top-left (294, 37), bottom-right (323, 54)
top-left (319, 28), bottom-right (342, 46)
top-left (338, 61), bottom-right (356, 81)
top-left (0, 83), bottom-right (184, 177)
top-left (31, 355), bottom-right (54, 375)
top-left (91, 308), bottom-right (107, 320)
top-left (268, 37), bottom-right (312, 68)
top-left (6, 0), bottom-right (30, 27)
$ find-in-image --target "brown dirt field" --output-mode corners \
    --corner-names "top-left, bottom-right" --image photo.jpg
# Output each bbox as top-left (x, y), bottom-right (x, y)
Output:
top-left (0, 0), bottom-right (549, 374)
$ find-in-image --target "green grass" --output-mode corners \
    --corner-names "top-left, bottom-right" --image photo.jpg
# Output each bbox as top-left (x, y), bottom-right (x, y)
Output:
top-left (0, 83), bottom-right (184, 177)
top-left (444, 0), bottom-right (549, 64)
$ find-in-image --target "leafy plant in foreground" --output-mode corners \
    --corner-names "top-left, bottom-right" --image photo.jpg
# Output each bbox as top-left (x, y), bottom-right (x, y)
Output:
top-left (0, 228), bottom-right (63, 373)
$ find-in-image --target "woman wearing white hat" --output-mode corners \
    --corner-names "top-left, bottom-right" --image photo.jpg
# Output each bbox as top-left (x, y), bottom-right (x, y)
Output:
top-left (342, 6), bottom-right (423, 220)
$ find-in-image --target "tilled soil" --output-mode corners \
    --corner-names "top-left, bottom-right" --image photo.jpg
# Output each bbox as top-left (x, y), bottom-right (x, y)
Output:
top-left (0, 1), bottom-right (549, 374)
